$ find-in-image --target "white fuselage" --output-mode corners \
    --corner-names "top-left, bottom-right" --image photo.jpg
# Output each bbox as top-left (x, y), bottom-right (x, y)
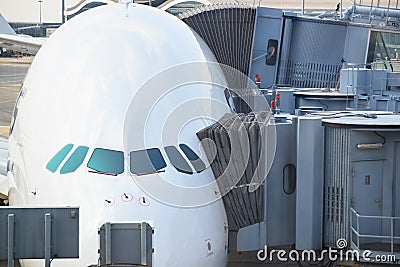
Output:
top-left (7, 4), bottom-right (230, 267)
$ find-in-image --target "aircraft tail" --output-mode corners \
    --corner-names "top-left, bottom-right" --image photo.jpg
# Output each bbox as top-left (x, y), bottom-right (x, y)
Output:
top-left (0, 13), bottom-right (15, 35)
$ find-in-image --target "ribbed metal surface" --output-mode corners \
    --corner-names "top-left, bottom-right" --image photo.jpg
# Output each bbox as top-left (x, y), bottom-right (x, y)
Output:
top-left (179, 4), bottom-right (256, 78)
top-left (278, 61), bottom-right (341, 88)
top-left (197, 112), bottom-right (270, 230)
top-left (324, 126), bottom-right (351, 247)
top-left (278, 19), bottom-right (347, 88)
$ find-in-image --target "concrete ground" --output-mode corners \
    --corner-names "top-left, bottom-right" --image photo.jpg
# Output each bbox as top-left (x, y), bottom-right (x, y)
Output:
top-left (0, 57), bottom-right (32, 137)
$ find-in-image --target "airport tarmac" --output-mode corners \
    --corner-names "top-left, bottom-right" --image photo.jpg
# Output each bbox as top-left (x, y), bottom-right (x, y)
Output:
top-left (0, 57), bottom-right (32, 137)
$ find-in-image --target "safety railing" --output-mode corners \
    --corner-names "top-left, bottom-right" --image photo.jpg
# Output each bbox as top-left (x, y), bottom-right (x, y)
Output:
top-left (350, 207), bottom-right (400, 255)
top-left (342, 61), bottom-right (400, 109)
top-left (351, 0), bottom-right (400, 24)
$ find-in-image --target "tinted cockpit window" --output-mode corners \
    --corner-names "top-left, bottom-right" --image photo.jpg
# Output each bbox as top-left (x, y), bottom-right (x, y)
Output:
top-left (60, 146), bottom-right (89, 174)
top-left (165, 146), bottom-right (193, 174)
top-left (130, 148), bottom-right (166, 175)
top-left (87, 148), bottom-right (124, 175)
top-left (179, 144), bottom-right (206, 173)
top-left (46, 144), bottom-right (74, 173)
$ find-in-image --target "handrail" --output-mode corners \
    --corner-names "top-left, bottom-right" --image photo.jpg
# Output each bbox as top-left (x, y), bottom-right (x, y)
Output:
top-left (347, 0), bottom-right (400, 21)
top-left (352, 214), bottom-right (400, 220)
top-left (341, 61), bottom-right (400, 109)
top-left (350, 207), bottom-right (400, 255)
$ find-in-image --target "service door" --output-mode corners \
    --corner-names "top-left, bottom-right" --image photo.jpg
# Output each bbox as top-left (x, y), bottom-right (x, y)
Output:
top-left (351, 160), bottom-right (383, 242)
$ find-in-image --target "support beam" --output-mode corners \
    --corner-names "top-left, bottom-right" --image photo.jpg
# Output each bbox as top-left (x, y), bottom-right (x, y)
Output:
top-left (44, 213), bottom-right (52, 267)
top-left (7, 214), bottom-right (14, 267)
top-left (141, 222), bottom-right (147, 266)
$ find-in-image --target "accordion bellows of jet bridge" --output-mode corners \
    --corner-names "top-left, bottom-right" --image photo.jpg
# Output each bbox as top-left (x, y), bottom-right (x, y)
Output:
top-left (197, 111), bottom-right (274, 231)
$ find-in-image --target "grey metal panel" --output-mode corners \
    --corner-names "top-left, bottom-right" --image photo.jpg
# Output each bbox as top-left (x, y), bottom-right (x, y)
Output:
top-left (0, 207), bottom-right (79, 259)
top-left (295, 95), bottom-right (351, 111)
top-left (340, 68), bottom-right (371, 94)
top-left (276, 18), bottom-right (293, 86)
top-left (248, 7), bottom-right (283, 88)
top-left (343, 26), bottom-right (370, 64)
top-left (278, 18), bottom-right (293, 69)
top-left (236, 221), bottom-right (266, 252)
top-left (395, 142), bottom-right (400, 238)
top-left (296, 117), bottom-right (324, 250)
top-left (278, 19), bottom-right (347, 88)
top-left (289, 19), bottom-right (347, 65)
top-left (265, 120), bottom-right (297, 247)
top-left (99, 222), bottom-right (153, 266)
top-left (276, 89), bottom-right (295, 114)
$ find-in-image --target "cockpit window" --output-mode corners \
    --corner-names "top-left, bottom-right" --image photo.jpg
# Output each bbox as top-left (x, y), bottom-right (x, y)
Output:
top-left (130, 148), bottom-right (166, 175)
top-left (87, 148), bottom-right (124, 176)
top-left (46, 144), bottom-right (74, 173)
top-left (60, 146), bottom-right (89, 174)
top-left (179, 144), bottom-right (206, 173)
top-left (164, 146), bottom-right (193, 175)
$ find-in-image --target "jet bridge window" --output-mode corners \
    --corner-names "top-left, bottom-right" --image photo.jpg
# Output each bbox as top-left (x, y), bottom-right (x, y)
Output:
top-left (367, 31), bottom-right (400, 70)
top-left (179, 144), bottom-right (206, 173)
top-left (165, 146), bottom-right (193, 175)
top-left (266, 39), bottom-right (278, 66)
top-left (130, 148), bottom-right (166, 175)
top-left (87, 148), bottom-right (124, 175)
top-left (283, 164), bottom-right (296, 195)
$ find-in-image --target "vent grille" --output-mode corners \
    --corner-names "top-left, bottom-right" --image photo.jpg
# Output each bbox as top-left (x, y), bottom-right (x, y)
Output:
top-left (278, 60), bottom-right (341, 88)
top-left (324, 126), bottom-right (352, 247)
top-left (278, 19), bottom-right (347, 88)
